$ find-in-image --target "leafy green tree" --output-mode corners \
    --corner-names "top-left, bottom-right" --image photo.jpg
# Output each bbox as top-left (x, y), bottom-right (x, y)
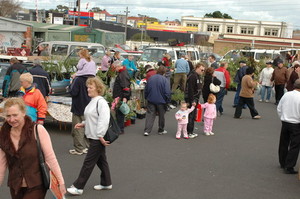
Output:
top-left (49, 5), bottom-right (69, 13)
top-left (204, 11), bottom-right (233, 19)
top-left (89, 7), bottom-right (102, 12)
top-left (0, 0), bottom-right (21, 17)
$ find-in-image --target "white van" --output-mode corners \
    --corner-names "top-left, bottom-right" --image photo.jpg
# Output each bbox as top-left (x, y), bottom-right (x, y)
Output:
top-left (37, 41), bottom-right (105, 57)
top-left (221, 49), bottom-right (280, 62)
top-left (138, 46), bottom-right (200, 67)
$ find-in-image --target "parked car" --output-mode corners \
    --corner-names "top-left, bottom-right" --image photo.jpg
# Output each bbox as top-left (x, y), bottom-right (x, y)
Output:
top-left (221, 49), bottom-right (280, 62)
top-left (199, 52), bottom-right (222, 62)
top-left (35, 41), bottom-right (105, 57)
top-left (114, 44), bottom-right (143, 54)
top-left (0, 63), bottom-right (10, 96)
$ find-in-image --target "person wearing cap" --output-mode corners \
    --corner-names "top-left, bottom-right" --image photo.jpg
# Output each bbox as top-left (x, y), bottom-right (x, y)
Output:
top-left (271, 60), bottom-right (288, 105)
top-left (113, 60), bottom-right (131, 134)
top-left (172, 53), bottom-right (190, 92)
top-left (233, 60), bottom-right (248, 107)
top-left (145, 64), bottom-right (156, 81)
top-left (286, 64), bottom-right (300, 91)
top-left (277, 79), bottom-right (300, 174)
top-left (144, 66), bottom-right (171, 136)
top-left (258, 61), bottom-right (274, 102)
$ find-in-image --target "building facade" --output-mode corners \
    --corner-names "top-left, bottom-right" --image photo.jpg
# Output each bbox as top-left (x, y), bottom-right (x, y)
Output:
top-left (181, 16), bottom-right (293, 38)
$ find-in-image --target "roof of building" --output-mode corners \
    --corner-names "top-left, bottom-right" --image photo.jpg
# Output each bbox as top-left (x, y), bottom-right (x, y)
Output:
top-left (0, 16), bottom-right (32, 26)
top-left (25, 21), bottom-right (83, 31)
top-left (100, 10), bottom-right (112, 16)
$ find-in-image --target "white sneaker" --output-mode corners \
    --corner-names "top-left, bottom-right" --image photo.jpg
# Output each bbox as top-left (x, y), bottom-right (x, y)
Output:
top-left (69, 149), bottom-right (83, 155)
top-left (265, 100), bottom-right (269, 103)
top-left (188, 133), bottom-right (196, 139)
top-left (205, 132), bottom-right (210, 136)
top-left (158, 130), bottom-right (167, 135)
top-left (169, 104), bottom-right (176, 109)
top-left (144, 132), bottom-right (149, 136)
top-left (258, 99), bottom-right (263, 102)
top-left (82, 148), bottom-right (88, 154)
top-left (209, 132), bottom-right (215, 135)
top-left (94, 184), bottom-right (112, 190)
top-left (67, 185), bottom-right (83, 195)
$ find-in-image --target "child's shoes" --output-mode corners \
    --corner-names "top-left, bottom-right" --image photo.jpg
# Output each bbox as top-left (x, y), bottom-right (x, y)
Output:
top-left (209, 132), bottom-right (215, 135)
top-left (204, 132), bottom-right (210, 136)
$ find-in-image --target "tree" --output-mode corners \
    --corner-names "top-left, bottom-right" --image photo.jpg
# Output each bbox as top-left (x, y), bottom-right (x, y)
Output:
top-left (0, 0), bottom-right (21, 17)
top-left (130, 33), bottom-right (153, 42)
top-left (204, 11), bottom-right (233, 19)
top-left (89, 7), bottom-right (102, 12)
top-left (49, 5), bottom-right (69, 13)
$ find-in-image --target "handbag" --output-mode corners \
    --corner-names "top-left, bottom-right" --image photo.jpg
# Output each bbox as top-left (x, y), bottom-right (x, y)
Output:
top-left (35, 125), bottom-right (50, 189)
top-left (209, 77), bottom-right (220, 93)
top-left (97, 100), bottom-right (121, 144)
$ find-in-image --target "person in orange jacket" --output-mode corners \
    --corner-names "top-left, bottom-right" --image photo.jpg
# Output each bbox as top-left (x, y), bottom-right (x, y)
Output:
top-left (17, 73), bottom-right (47, 125)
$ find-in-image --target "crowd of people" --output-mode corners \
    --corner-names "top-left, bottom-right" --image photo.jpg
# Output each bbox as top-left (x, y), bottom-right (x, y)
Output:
top-left (0, 48), bottom-right (300, 198)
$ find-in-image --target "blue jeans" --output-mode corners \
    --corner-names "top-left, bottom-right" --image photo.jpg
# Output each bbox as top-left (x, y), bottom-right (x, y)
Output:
top-left (233, 84), bottom-right (241, 106)
top-left (260, 85), bottom-right (272, 101)
top-left (216, 87), bottom-right (226, 113)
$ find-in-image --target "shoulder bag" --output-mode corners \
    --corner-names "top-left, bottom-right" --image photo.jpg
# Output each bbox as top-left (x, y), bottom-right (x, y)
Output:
top-left (35, 124), bottom-right (50, 189)
top-left (209, 77), bottom-right (220, 93)
top-left (96, 100), bottom-right (120, 144)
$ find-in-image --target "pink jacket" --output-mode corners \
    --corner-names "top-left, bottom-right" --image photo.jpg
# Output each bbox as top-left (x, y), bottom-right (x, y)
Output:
top-left (175, 106), bottom-right (195, 124)
top-left (201, 103), bottom-right (217, 119)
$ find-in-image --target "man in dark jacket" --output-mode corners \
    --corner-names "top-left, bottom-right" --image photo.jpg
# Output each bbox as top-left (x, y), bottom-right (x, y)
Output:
top-left (144, 66), bottom-right (171, 136)
top-left (233, 60), bottom-right (248, 107)
top-left (113, 61), bottom-right (131, 134)
top-left (68, 75), bottom-right (94, 155)
top-left (185, 63), bottom-right (205, 138)
top-left (2, 57), bottom-right (28, 97)
top-left (29, 59), bottom-right (51, 98)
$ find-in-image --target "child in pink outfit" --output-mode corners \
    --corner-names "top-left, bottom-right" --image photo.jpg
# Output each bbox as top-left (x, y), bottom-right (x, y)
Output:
top-left (201, 94), bottom-right (217, 136)
top-left (175, 102), bottom-right (196, 139)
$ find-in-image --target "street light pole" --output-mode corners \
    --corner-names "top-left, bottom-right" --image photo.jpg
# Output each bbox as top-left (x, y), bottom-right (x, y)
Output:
top-left (124, 7), bottom-right (130, 42)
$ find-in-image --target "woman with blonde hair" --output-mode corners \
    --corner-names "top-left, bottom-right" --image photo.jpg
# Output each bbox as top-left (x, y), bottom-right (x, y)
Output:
top-left (0, 97), bottom-right (66, 199)
top-left (74, 48), bottom-right (97, 77)
top-left (67, 77), bottom-right (112, 196)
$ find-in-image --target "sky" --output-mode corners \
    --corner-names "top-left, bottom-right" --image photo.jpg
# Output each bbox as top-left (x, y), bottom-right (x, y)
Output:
top-left (20, 0), bottom-right (300, 30)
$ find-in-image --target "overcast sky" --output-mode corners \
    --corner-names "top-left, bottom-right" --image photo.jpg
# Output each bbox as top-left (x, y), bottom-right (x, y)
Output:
top-left (21, 0), bottom-right (300, 30)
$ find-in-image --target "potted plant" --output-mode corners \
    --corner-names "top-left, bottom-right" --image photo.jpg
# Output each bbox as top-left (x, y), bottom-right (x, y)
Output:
top-left (171, 89), bottom-right (184, 107)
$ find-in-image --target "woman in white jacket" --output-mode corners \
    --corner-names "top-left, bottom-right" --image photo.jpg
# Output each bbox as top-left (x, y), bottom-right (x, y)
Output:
top-left (67, 77), bottom-right (112, 196)
top-left (259, 61), bottom-right (274, 102)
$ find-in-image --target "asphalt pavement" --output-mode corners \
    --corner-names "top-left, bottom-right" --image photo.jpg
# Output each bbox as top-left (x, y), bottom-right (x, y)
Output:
top-left (1, 91), bottom-right (300, 199)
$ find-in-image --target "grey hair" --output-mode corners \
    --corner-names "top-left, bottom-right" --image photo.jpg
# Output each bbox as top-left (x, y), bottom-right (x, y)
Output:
top-left (113, 60), bottom-right (122, 67)
top-left (33, 59), bottom-right (41, 66)
top-left (294, 79), bottom-right (300, 89)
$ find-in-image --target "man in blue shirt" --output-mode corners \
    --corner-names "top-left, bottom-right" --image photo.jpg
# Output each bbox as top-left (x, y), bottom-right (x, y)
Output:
top-left (172, 54), bottom-right (190, 92)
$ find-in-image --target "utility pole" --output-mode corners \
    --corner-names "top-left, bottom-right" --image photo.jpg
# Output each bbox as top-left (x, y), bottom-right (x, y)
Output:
top-left (77, 0), bottom-right (80, 26)
top-left (124, 7), bottom-right (130, 42)
top-left (35, 0), bottom-right (39, 22)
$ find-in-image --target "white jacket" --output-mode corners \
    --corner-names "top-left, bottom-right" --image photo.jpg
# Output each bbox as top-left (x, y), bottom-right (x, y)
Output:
top-left (259, 67), bottom-right (274, 87)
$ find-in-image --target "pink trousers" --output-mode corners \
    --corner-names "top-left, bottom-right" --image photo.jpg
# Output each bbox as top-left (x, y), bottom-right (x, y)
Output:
top-left (176, 123), bottom-right (188, 138)
top-left (204, 117), bottom-right (214, 133)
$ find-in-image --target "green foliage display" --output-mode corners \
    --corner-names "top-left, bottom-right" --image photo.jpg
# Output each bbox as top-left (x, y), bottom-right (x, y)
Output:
top-left (171, 89), bottom-right (184, 102)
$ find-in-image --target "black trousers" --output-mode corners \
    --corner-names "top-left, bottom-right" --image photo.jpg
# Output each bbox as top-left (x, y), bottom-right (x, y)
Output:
top-left (185, 99), bottom-right (197, 134)
top-left (116, 109), bottom-right (125, 132)
top-left (275, 84), bottom-right (285, 103)
top-left (234, 97), bottom-right (259, 118)
top-left (73, 139), bottom-right (112, 189)
top-left (278, 121), bottom-right (300, 169)
top-left (144, 102), bottom-right (166, 133)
